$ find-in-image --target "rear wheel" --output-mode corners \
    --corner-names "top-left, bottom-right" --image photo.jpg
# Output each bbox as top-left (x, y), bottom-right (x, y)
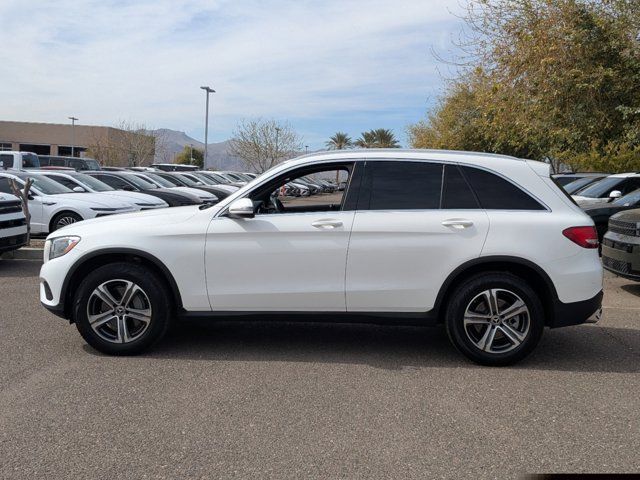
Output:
top-left (73, 262), bottom-right (172, 355)
top-left (445, 272), bottom-right (544, 366)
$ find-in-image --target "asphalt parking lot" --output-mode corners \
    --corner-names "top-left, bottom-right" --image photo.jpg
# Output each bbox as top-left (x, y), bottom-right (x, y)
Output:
top-left (0, 260), bottom-right (638, 479)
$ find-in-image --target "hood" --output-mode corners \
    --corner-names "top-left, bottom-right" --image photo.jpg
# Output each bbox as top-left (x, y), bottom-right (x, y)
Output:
top-left (611, 208), bottom-right (640, 225)
top-left (98, 190), bottom-right (167, 206)
top-left (44, 192), bottom-right (133, 209)
top-left (48, 204), bottom-right (222, 238)
top-left (573, 195), bottom-right (611, 207)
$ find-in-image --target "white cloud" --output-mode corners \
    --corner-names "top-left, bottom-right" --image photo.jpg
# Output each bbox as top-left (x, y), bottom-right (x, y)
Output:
top-left (0, 0), bottom-right (463, 145)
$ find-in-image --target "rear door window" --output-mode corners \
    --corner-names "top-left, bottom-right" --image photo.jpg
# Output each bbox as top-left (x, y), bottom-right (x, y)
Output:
top-left (359, 161), bottom-right (443, 210)
top-left (442, 165), bottom-right (480, 209)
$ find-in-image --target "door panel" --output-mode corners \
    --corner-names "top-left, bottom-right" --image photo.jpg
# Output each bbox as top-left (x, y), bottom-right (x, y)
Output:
top-left (346, 210), bottom-right (489, 312)
top-left (206, 212), bottom-right (355, 311)
top-left (27, 197), bottom-right (44, 234)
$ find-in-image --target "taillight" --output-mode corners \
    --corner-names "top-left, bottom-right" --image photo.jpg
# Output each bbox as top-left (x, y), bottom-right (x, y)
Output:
top-left (562, 226), bottom-right (599, 249)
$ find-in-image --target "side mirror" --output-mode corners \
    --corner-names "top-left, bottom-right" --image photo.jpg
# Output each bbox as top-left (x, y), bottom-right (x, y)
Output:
top-left (73, 186), bottom-right (85, 193)
top-left (609, 190), bottom-right (622, 200)
top-left (227, 198), bottom-right (255, 219)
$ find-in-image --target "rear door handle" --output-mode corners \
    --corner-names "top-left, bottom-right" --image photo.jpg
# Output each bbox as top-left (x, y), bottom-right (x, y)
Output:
top-left (441, 219), bottom-right (474, 229)
top-left (312, 219), bottom-right (343, 229)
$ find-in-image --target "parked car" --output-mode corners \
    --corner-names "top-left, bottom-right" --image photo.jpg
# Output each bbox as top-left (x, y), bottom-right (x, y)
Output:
top-left (584, 188), bottom-right (640, 241)
top-left (552, 172), bottom-right (609, 187)
top-left (601, 209), bottom-right (640, 281)
top-left (39, 171), bottom-right (168, 211)
top-left (572, 173), bottom-right (640, 207)
top-left (130, 172), bottom-right (218, 204)
top-left (561, 175), bottom-right (608, 195)
top-left (0, 171), bottom-right (137, 233)
top-left (153, 172), bottom-right (235, 200)
top-left (0, 193), bottom-right (28, 253)
top-left (213, 171), bottom-right (247, 187)
top-left (149, 163), bottom-right (199, 172)
top-left (186, 172), bottom-right (239, 194)
top-left (39, 156), bottom-right (101, 171)
top-left (39, 150), bottom-right (603, 366)
top-left (85, 171), bottom-right (202, 207)
top-left (196, 171), bottom-right (241, 187)
top-left (0, 151), bottom-right (41, 170)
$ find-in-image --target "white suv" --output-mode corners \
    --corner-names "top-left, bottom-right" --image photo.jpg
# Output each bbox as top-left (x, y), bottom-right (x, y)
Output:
top-left (39, 150), bottom-right (603, 365)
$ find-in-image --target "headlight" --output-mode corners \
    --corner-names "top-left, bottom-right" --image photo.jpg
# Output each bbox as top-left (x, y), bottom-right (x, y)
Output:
top-left (47, 236), bottom-right (81, 261)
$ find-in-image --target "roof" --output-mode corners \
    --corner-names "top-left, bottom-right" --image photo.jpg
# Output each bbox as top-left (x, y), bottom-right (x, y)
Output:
top-left (292, 148), bottom-right (524, 163)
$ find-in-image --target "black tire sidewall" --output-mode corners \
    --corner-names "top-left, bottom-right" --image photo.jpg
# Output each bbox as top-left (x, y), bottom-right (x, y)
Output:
top-left (52, 212), bottom-right (82, 232)
top-left (73, 262), bottom-right (171, 355)
top-left (445, 273), bottom-right (544, 366)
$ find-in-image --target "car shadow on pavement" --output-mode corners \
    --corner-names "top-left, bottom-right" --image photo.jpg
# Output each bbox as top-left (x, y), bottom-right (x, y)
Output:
top-left (84, 320), bottom-right (640, 374)
top-left (621, 283), bottom-right (640, 298)
top-left (0, 259), bottom-right (41, 278)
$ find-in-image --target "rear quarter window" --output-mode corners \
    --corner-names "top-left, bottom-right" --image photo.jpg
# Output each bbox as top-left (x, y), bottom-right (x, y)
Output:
top-left (461, 166), bottom-right (545, 210)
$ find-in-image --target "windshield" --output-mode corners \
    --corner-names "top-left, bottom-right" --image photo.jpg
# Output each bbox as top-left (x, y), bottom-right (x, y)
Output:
top-left (124, 174), bottom-right (158, 189)
top-left (144, 173), bottom-right (176, 188)
top-left (175, 174), bottom-right (201, 187)
top-left (192, 172), bottom-right (217, 185)
top-left (612, 188), bottom-right (640, 207)
top-left (81, 159), bottom-right (101, 170)
top-left (70, 173), bottom-right (114, 192)
top-left (22, 153), bottom-right (40, 169)
top-left (14, 172), bottom-right (72, 195)
top-left (563, 177), bottom-right (603, 194)
top-left (576, 177), bottom-right (626, 198)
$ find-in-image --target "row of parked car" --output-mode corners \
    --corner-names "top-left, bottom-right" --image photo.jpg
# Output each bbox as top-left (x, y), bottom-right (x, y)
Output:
top-left (0, 152), bottom-right (269, 251)
top-left (554, 171), bottom-right (640, 282)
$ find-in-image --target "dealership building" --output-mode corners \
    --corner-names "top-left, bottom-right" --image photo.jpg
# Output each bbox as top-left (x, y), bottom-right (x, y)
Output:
top-left (0, 120), bottom-right (156, 166)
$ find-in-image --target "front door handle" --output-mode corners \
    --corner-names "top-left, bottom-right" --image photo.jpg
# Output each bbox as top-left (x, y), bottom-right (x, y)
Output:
top-left (441, 219), bottom-right (474, 229)
top-left (312, 219), bottom-right (343, 229)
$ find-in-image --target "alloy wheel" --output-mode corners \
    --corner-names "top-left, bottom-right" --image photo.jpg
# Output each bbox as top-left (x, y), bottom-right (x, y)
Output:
top-left (463, 288), bottom-right (530, 354)
top-left (57, 216), bottom-right (79, 228)
top-left (86, 279), bottom-right (152, 344)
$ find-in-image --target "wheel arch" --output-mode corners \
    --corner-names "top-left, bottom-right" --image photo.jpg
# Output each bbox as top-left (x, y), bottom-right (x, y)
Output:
top-left (432, 256), bottom-right (559, 326)
top-left (60, 248), bottom-right (183, 320)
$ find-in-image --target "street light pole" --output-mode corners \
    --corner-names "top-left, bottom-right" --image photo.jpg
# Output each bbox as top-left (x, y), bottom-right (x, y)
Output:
top-left (200, 86), bottom-right (215, 168)
top-left (68, 116), bottom-right (78, 157)
top-left (190, 143), bottom-right (194, 165)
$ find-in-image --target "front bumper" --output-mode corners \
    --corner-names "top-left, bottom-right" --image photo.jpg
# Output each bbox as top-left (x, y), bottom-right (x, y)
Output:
top-left (0, 231), bottom-right (28, 253)
top-left (601, 232), bottom-right (640, 281)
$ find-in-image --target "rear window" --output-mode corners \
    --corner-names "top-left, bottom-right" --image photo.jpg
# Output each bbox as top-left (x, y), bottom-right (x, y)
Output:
top-left (461, 166), bottom-right (545, 210)
top-left (21, 153), bottom-right (40, 169)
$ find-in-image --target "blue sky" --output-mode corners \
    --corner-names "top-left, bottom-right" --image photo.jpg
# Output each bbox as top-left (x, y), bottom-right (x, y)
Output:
top-left (0, 0), bottom-right (464, 148)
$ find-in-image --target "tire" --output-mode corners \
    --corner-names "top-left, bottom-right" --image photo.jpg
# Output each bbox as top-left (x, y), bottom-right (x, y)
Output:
top-left (51, 211), bottom-right (82, 232)
top-left (72, 262), bottom-right (172, 355)
top-left (445, 272), bottom-right (544, 366)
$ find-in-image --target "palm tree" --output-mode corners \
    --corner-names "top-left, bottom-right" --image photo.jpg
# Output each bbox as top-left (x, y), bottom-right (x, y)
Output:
top-left (325, 132), bottom-right (352, 150)
top-left (372, 129), bottom-right (400, 148)
top-left (354, 130), bottom-right (377, 148)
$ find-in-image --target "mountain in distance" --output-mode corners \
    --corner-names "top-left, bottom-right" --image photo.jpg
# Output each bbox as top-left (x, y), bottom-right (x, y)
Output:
top-left (148, 128), bottom-right (245, 171)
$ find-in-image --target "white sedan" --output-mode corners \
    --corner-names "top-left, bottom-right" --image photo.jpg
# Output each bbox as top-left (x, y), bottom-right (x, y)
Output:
top-left (39, 171), bottom-right (168, 210)
top-left (0, 171), bottom-right (137, 234)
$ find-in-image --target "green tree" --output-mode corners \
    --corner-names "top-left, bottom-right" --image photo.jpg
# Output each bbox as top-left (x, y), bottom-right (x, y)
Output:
top-left (409, 0), bottom-right (640, 172)
top-left (325, 132), bottom-right (353, 150)
top-left (175, 145), bottom-right (204, 168)
top-left (355, 129), bottom-right (401, 148)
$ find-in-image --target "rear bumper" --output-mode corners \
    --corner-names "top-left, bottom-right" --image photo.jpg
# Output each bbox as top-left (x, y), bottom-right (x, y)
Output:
top-left (550, 290), bottom-right (603, 328)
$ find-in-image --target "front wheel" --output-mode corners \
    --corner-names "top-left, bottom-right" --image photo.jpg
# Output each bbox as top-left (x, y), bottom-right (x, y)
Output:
top-left (73, 262), bottom-right (172, 355)
top-left (445, 272), bottom-right (544, 366)
top-left (51, 211), bottom-right (82, 232)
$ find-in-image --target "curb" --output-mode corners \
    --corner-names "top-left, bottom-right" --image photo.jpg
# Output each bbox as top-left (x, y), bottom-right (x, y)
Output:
top-left (1, 247), bottom-right (44, 261)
